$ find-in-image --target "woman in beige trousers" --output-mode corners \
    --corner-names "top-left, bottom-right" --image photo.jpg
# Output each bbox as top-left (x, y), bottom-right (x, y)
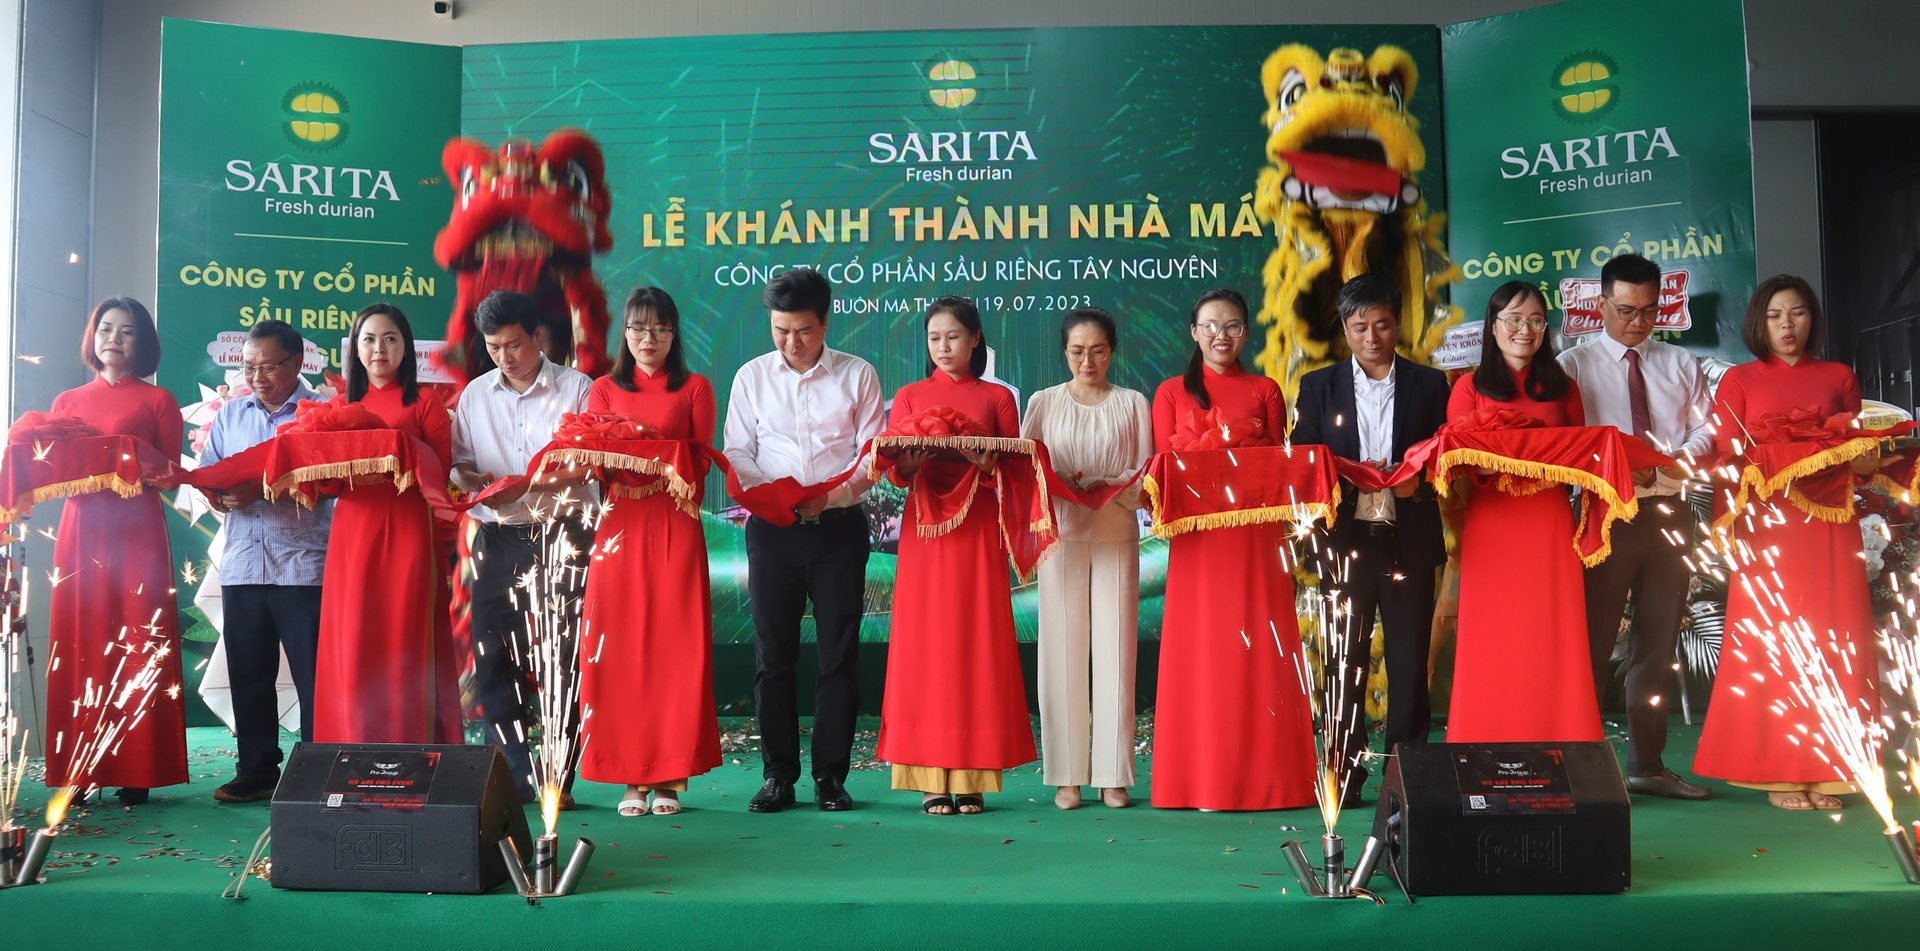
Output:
top-left (1022, 307), bottom-right (1152, 810)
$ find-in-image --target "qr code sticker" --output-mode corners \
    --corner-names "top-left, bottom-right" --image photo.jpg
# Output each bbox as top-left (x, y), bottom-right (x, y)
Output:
top-left (1468, 795), bottom-right (1487, 810)
top-left (327, 793), bottom-right (344, 807)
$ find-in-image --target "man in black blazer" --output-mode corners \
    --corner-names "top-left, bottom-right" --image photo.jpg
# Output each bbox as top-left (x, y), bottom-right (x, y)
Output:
top-left (1290, 274), bottom-right (1451, 804)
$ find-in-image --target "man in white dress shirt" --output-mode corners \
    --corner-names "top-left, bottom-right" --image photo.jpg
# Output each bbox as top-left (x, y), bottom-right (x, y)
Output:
top-left (1559, 254), bottom-right (1713, 800)
top-left (450, 290), bottom-right (594, 803)
top-left (724, 267), bottom-right (883, 813)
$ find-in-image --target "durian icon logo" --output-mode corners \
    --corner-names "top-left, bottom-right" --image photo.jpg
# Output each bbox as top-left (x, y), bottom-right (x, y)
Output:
top-left (282, 82), bottom-right (348, 151)
top-left (1550, 52), bottom-right (1619, 123)
top-left (925, 57), bottom-right (978, 110)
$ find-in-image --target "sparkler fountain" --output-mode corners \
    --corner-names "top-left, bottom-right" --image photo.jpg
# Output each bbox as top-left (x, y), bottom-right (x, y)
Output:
top-left (489, 487), bottom-right (597, 898)
top-left (12, 605), bottom-right (174, 887)
top-left (1692, 434), bottom-right (1920, 886)
top-left (1281, 543), bottom-right (1391, 901)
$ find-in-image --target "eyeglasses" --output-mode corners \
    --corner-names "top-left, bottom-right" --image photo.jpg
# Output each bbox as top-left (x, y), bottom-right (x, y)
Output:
top-left (1197, 321), bottom-right (1248, 339)
top-left (1067, 347), bottom-right (1112, 362)
top-left (626, 325), bottom-right (675, 339)
top-left (1496, 316), bottom-right (1548, 333)
top-left (240, 353), bottom-right (295, 377)
top-left (1605, 300), bottom-right (1660, 323)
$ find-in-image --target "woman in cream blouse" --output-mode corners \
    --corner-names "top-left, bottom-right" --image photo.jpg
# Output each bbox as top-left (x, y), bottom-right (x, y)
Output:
top-left (1021, 307), bottom-right (1153, 809)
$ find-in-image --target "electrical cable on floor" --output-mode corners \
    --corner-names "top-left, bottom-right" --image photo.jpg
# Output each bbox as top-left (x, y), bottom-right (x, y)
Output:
top-left (220, 828), bottom-right (271, 900)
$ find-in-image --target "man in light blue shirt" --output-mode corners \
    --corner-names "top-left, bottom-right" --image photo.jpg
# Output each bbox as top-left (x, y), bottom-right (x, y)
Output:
top-left (195, 320), bottom-right (331, 803)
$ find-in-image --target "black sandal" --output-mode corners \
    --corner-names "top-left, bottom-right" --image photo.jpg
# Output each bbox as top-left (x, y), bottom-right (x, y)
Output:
top-left (955, 795), bottom-right (985, 815)
top-left (921, 796), bottom-right (955, 815)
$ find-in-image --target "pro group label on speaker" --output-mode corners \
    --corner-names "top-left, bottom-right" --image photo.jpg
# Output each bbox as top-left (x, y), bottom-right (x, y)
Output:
top-left (1452, 748), bottom-right (1578, 815)
top-left (321, 751), bottom-right (442, 811)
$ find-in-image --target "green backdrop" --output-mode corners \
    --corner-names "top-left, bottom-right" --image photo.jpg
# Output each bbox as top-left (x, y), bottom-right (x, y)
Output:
top-left (156, 19), bottom-right (462, 718)
top-left (151, 7), bottom-right (1754, 671)
top-left (1441, 0), bottom-right (1755, 358)
top-left (459, 24), bottom-right (1446, 643)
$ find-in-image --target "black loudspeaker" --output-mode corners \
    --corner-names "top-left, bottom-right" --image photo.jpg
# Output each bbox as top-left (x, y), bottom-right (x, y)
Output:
top-left (270, 743), bottom-right (531, 894)
top-left (1370, 742), bottom-right (1630, 895)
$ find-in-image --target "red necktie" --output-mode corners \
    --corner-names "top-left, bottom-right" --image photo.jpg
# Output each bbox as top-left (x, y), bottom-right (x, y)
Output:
top-left (1625, 348), bottom-right (1652, 444)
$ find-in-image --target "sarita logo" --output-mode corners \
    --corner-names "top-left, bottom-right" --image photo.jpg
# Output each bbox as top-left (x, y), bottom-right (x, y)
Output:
top-left (283, 81), bottom-right (348, 151)
top-left (1550, 51), bottom-right (1619, 123)
top-left (924, 54), bottom-right (979, 111)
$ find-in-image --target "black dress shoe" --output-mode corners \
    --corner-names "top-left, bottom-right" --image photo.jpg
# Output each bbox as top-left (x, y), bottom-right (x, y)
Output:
top-left (815, 776), bottom-right (854, 811)
top-left (748, 779), bottom-right (795, 813)
top-left (213, 779), bottom-right (277, 803)
top-left (1625, 769), bottom-right (1712, 801)
top-left (114, 787), bottom-right (150, 807)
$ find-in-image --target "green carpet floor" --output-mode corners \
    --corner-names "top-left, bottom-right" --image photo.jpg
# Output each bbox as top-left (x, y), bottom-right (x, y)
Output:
top-left (4, 719), bottom-right (1917, 949)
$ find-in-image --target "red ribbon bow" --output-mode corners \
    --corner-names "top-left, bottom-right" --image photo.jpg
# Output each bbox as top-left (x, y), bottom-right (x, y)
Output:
top-left (1171, 407), bottom-right (1269, 451)
top-left (275, 400), bottom-right (387, 435)
top-left (8, 412), bottom-right (102, 445)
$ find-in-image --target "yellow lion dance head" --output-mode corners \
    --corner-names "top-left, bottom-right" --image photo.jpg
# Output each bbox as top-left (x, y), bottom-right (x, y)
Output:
top-left (1255, 44), bottom-right (1459, 399)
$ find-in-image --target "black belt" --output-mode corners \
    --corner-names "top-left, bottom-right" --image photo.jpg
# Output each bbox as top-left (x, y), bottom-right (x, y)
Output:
top-left (792, 504), bottom-right (866, 526)
top-left (1362, 521), bottom-right (1397, 536)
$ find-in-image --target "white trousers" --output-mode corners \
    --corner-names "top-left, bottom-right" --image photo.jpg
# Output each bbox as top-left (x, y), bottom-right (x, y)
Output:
top-left (1036, 539), bottom-right (1138, 787)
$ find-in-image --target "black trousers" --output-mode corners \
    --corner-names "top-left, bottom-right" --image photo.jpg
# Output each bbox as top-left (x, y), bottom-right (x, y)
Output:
top-left (1326, 525), bottom-right (1438, 785)
top-left (470, 519), bottom-right (591, 794)
top-left (746, 508), bottom-right (870, 784)
top-left (222, 584), bottom-right (322, 785)
top-left (1583, 497), bottom-right (1691, 776)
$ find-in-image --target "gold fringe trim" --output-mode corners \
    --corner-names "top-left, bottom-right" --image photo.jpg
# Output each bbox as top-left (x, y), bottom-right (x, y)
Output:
top-left (539, 448), bottom-right (699, 504)
top-left (1712, 437), bottom-right (1883, 532)
top-left (1430, 447), bottom-right (1636, 568)
top-left (1569, 492), bottom-right (1615, 567)
top-left (1141, 471), bottom-right (1342, 539)
top-left (267, 456), bottom-right (413, 509)
top-left (1002, 446), bottom-right (1060, 584)
top-left (1015, 444), bottom-right (1055, 539)
top-left (912, 467), bottom-right (985, 539)
top-left (606, 480), bottom-right (701, 519)
top-left (896, 445), bottom-right (1059, 583)
top-left (1871, 471), bottom-right (1920, 503)
top-left (874, 434), bottom-right (1033, 455)
top-left (867, 435), bottom-right (1037, 482)
top-left (0, 472), bottom-right (146, 523)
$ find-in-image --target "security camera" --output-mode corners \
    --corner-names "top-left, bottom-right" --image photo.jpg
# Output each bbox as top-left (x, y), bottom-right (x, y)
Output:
top-left (432, 1), bottom-right (455, 19)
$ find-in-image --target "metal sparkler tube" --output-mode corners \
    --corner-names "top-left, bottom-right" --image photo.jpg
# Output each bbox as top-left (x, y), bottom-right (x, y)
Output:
top-left (1322, 833), bottom-right (1349, 898)
top-left (1281, 839), bottom-right (1329, 898)
top-left (498, 837), bottom-right (532, 896)
top-left (532, 833), bottom-right (559, 895)
top-left (1348, 834), bottom-right (1387, 889)
top-left (12, 827), bottom-right (52, 886)
top-left (1887, 826), bottom-right (1920, 885)
top-left (555, 837), bottom-right (596, 896)
top-left (1, 825), bottom-right (24, 884)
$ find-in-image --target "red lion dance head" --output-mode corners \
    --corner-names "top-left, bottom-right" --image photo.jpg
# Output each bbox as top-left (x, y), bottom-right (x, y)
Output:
top-left (432, 130), bottom-right (614, 382)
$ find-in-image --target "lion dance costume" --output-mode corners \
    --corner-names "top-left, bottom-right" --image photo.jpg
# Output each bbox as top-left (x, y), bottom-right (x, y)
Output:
top-left (431, 129), bottom-right (616, 719)
top-left (433, 129), bottom-right (614, 382)
top-left (1255, 45), bottom-right (1458, 397)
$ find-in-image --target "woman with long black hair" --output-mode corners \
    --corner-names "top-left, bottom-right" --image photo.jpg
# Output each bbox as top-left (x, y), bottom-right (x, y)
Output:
top-left (578, 287), bottom-right (722, 817)
top-left (1147, 288), bottom-right (1315, 811)
top-left (1442, 281), bottom-right (1600, 743)
top-left (312, 303), bottom-right (463, 744)
top-left (877, 296), bottom-right (1034, 816)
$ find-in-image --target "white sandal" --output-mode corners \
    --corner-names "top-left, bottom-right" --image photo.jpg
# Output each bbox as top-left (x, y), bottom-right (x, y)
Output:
top-left (616, 798), bottom-right (647, 817)
top-left (650, 792), bottom-right (682, 816)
